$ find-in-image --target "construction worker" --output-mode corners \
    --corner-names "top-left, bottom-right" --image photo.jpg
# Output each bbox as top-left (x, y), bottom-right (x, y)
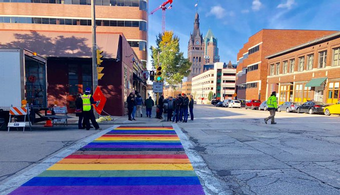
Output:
top-left (264, 91), bottom-right (278, 125)
top-left (82, 87), bottom-right (100, 130)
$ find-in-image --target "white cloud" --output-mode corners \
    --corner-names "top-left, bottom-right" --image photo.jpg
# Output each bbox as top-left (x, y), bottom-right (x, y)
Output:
top-left (252, 0), bottom-right (262, 11)
top-left (241, 9), bottom-right (250, 14)
top-left (206, 5), bottom-right (227, 19)
top-left (277, 0), bottom-right (296, 9)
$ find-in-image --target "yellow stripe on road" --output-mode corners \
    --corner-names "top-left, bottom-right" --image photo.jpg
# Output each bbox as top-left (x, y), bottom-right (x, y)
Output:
top-left (96, 138), bottom-right (180, 141)
top-left (48, 164), bottom-right (193, 171)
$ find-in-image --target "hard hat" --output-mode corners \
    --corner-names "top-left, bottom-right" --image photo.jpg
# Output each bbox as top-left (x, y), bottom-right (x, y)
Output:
top-left (85, 87), bottom-right (91, 93)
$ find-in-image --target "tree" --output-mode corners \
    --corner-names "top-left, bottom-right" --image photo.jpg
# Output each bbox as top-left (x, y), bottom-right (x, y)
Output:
top-left (151, 31), bottom-right (191, 86)
top-left (208, 91), bottom-right (214, 101)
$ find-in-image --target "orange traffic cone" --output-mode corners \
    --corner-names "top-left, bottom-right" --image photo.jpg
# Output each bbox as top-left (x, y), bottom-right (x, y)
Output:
top-left (44, 119), bottom-right (53, 127)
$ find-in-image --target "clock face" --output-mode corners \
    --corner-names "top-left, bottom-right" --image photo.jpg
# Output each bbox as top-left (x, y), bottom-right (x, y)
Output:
top-left (195, 40), bottom-right (199, 45)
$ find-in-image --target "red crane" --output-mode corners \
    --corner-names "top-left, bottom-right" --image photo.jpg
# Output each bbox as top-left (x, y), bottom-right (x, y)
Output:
top-left (150, 0), bottom-right (174, 32)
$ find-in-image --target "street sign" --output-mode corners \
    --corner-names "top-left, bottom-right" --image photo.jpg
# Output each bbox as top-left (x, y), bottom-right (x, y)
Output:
top-left (153, 82), bottom-right (163, 93)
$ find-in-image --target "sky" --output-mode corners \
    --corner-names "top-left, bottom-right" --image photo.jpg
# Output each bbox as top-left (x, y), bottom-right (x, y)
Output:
top-left (147, 0), bottom-right (340, 69)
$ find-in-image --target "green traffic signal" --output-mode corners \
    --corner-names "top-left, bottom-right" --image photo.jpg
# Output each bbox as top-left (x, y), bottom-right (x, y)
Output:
top-left (157, 76), bottom-right (162, 81)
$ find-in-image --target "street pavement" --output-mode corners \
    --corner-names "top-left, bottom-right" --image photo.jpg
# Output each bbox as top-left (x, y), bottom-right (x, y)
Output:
top-left (1, 105), bottom-right (340, 195)
top-left (176, 105), bottom-right (340, 195)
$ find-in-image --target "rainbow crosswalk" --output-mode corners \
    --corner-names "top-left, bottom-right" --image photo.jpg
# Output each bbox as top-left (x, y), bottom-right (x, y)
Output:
top-left (9, 126), bottom-right (205, 195)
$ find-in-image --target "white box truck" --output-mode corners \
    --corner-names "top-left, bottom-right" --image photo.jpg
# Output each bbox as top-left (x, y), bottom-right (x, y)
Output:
top-left (0, 48), bottom-right (47, 129)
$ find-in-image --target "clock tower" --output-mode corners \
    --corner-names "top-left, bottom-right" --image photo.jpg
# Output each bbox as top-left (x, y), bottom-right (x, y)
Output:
top-left (187, 13), bottom-right (204, 81)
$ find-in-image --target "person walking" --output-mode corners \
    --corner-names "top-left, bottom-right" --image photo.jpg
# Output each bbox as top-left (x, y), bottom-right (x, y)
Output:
top-left (145, 96), bottom-right (154, 118)
top-left (189, 95), bottom-right (194, 121)
top-left (127, 93), bottom-right (135, 121)
top-left (136, 93), bottom-right (143, 117)
top-left (182, 94), bottom-right (189, 123)
top-left (75, 93), bottom-right (85, 129)
top-left (82, 88), bottom-right (100, 130)
top-left (167, 96), bottom-right (174, 122)
top-left (264, 91), bottom-right (278, 125)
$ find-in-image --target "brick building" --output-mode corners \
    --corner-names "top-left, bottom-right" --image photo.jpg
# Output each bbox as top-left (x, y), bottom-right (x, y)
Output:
top-left (236, 29), bottom-right (337, 102)
top-left (266, 32), bottom-right (340, 105)
top-left (0, 1), bottom-right (149, 115)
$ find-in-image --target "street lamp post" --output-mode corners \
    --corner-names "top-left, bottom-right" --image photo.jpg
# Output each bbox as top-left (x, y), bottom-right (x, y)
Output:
top-left (91, 0), bottom-right (97, 92)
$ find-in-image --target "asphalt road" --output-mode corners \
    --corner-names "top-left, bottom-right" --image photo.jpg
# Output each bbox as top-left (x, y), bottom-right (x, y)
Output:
top-left (1, 105), bottom-right (340, 195)
top-left (176, 105), bottom-right (340, 195)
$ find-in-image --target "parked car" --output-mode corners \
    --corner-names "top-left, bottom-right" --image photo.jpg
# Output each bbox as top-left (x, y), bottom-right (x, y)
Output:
top-left (215, 101), bottom-right (224, 107)
top-left (297, 101), bottom-right (328, 114)
top-left (259, 101), bottom-right (268, 111)
top-left (324, 101), bottom-right (340, 116)
top-left (278, 102), bottom-right (301, 113)
top-left (211, 99), bottom-right (220, 105)
top-left (222, 99), bottom-right (232, 107)
top-left (228, 100), bottom-right (241, 108)
top-left (245, 100), bottom-right (261, 110)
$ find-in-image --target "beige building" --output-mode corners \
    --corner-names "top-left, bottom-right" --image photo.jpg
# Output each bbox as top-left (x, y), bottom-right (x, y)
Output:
top-left (192, 62), bottom-right (236, 104)
top-left (182, 81), bottom-right (192, 95)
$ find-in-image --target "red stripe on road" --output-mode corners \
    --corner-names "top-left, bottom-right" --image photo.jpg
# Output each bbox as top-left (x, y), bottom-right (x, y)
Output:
top-left (65, 154), bottom-right (189, 159)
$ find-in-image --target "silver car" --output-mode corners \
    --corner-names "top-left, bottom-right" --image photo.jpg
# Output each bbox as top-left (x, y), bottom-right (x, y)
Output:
top-left (259, 101), bottom-right (268, 111)
top-left (222, 99), bottom-right (232, 107)
top-left (278, 102), bottom-right (301, 113)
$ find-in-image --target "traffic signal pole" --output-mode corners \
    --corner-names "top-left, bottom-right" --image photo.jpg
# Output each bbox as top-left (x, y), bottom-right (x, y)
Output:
top-left (91, 0), bottom-right (98, 91)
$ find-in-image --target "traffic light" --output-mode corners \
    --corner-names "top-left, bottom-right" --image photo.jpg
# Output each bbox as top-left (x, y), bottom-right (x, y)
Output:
top-left (97, 67), bottom-right (104, 80)
top-left (156, 66), bottom-right (162, 81)
top-left (150, 71), bottom-right (155, 81)
top-left (96, 49), bottom-right (103, 65)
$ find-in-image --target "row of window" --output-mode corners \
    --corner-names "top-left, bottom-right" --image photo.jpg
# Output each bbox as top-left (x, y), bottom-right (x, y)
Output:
top-left (248, 45), bottom-right (260, 55)
top-left (237, 82), bottom-right (258, 90)
top-left (270, 47), bottom-right (340, 76)
top-left (127, 41), bottom-right (146, 51)
top-left (0, 16), bottom-right (147, 31)
top-left (0, 0), bottom-right (148, 11)
top-left (223, 73), bottom-right (236, 76)
top-left (247, 64), bottom-right (258, 72)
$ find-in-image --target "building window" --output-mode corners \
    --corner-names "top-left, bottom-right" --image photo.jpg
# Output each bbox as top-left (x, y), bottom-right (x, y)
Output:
top-left (276, 62), bottom-right (280, 75)
top-left (333, 47), bottom-right (340, 66)
top-left (247, 64), bottom-right (258, 72)
top-left (327, 82), bottom-right (340, 104)
top-left (270, 64), bottom-right (274, 76)
top-left (283, 61), bottom-right (288, 74)
top-left (246, 82), bottom-right (258, 88)
top-left (294, 84), bottom-right (313, 103)
top-left (307, 54), bottom-right (314, 70)
top-left (248, 45), bottom-right (260, 55)
top-left (289, 59), bottom-right (295, 73)
top-left (318, 50), bottom-right (327, 68)
top-left (298, 56), bottom-right (305, 72)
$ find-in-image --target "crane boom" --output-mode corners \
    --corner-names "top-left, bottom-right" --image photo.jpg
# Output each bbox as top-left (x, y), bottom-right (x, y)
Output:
top-left (150, 0), bottom-right (174, 32)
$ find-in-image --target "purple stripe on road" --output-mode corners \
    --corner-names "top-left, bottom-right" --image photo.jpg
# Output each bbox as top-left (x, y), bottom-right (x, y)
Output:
top-left (84, 145), bottom-right (183, 149)
top-left (10, 185), bottom-right (205, 195)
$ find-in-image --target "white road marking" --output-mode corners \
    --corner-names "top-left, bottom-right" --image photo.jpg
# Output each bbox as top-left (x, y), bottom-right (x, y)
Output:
top-left (173, 124), bottom-right (230, 195)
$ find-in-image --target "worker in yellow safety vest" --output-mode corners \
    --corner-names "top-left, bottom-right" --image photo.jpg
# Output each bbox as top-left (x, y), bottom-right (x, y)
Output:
top-left (264, 91), bottom-right (278, 125)
top-left (82, 87), bottom-right (100, 130)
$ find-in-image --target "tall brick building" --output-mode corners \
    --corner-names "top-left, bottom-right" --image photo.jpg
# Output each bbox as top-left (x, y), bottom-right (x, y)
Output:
top-left (266, 32), bottom-right (340, 105)
top-left (0, 1), bottom-right (149, 115)
top-left (188, 13), bottom-right (204, 81)
top-left (236, 29), bottom-right (337, 101)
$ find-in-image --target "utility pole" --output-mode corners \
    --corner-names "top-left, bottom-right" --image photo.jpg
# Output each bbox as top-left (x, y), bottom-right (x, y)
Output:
top-left (91, 0), bottom-right (97, 92)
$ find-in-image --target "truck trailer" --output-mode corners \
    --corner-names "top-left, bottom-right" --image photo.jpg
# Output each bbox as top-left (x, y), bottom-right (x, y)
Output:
top-left (0, 48), bottom-right (47, 129)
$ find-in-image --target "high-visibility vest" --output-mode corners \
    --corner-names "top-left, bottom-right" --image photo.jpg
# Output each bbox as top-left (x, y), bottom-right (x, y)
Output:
top-left (82, 94), bottom-right (91, 111)
top-left (267, 96), bottom-right (278, 109)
